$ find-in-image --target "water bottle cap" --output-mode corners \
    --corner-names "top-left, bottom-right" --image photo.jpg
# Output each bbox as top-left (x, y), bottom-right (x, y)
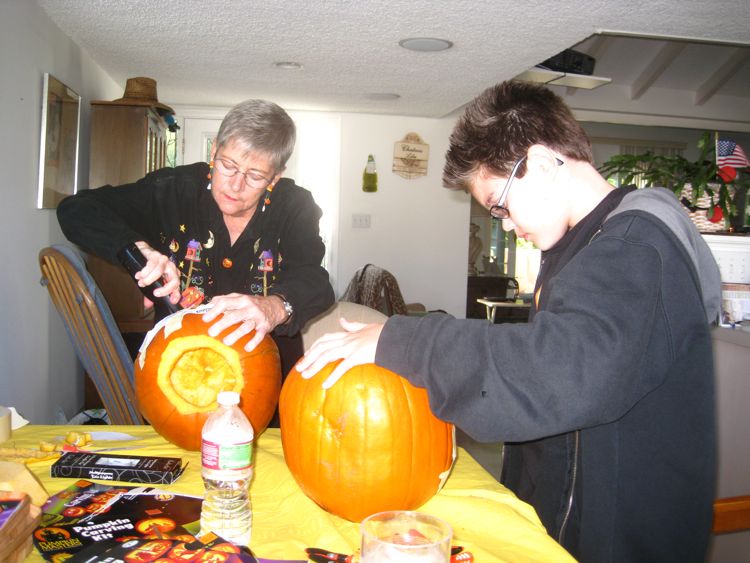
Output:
top-left (217, 391), bottom-right (240, 406)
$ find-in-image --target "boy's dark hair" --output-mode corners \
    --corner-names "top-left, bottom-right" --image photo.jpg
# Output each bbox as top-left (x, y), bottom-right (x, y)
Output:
top-left (443, 81), bottom-right (593, 191)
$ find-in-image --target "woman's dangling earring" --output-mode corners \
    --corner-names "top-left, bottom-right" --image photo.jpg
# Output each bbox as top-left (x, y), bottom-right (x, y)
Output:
top-left (261, 183), bottom-right (274, 212)
top-left (266, 184), bottom-right (275, 201)
top-left (207, 160), bottom-right (213, 189)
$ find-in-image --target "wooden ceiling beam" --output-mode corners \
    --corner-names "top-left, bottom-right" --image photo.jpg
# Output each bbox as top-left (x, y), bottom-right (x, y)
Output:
top-left (695, 48), bottom-right (750, 106)
top-left (585, 34), bottom-right (613, 62)
top-left (630, 42), bottom-right (686, 100)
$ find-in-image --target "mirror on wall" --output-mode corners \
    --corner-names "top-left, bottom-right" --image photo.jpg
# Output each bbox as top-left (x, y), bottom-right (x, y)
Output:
top-left (37, 73), bottom-right (81, 209)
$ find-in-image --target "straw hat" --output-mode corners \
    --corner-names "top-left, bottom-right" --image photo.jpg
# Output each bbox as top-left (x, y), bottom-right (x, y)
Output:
top-left (95, 77), bottom-right (174, 115)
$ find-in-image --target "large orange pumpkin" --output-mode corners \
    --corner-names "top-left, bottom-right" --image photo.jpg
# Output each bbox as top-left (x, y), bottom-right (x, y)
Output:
top-left (279, 361), bottom-right (455, 522)
top-left (135, 309), bottom-right (281, 451)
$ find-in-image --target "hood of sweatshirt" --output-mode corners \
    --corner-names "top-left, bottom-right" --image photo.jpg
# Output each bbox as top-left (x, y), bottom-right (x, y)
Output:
top-left (606, 187), bottom-right (722, 323)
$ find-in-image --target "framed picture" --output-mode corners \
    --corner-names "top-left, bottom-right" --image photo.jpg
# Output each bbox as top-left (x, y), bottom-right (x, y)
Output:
top-left (37, 73), bottom-right (81, 209)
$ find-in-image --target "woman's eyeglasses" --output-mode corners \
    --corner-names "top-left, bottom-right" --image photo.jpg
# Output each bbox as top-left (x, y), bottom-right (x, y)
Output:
top-left (213, 157), bottom-right (274, 190)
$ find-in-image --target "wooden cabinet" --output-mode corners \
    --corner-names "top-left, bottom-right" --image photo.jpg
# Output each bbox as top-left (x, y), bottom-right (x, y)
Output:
top-left (87, 104), bottom-right (168, 332)
top-left (89, 104), bottom-right (167, 189)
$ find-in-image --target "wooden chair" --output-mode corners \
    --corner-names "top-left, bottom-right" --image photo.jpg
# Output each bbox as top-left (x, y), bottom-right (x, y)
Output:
top-left (39, 245), bottom-right (143, 425)
top-left (713, 495), bottom-right (750, 534)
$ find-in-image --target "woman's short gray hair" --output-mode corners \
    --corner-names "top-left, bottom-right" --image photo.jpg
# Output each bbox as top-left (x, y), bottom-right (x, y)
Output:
top-left (216, 99), bottom-right (296, 172)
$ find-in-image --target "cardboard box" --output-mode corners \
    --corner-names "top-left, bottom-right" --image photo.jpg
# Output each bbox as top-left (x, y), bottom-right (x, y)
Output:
top-left (0, 492), bottom-right (42, 563)
top-left (50, 452), bottom-right (185, 485)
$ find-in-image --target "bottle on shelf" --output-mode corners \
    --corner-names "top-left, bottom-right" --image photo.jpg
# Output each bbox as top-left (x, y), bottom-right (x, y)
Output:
top-left (200, 391), bottom-right (254, 546)
top-left (116, 242), bottom-right (181, 317)
top-left (362, 154), bottom-right (378, 192)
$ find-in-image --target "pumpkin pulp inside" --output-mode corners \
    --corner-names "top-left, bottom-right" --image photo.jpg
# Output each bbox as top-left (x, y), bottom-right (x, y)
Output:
top-left (156, 335), bottom-right (244, 414)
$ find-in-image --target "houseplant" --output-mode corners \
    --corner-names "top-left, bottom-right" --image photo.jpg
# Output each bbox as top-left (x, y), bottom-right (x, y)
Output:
top-left (598, 132), bottom-right (748, 233)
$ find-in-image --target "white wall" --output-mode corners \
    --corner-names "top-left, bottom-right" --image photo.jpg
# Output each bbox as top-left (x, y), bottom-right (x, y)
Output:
top-left (336, 114), bottom-right (468, 317)
top-left (0, 0), bottom-right (120, 423)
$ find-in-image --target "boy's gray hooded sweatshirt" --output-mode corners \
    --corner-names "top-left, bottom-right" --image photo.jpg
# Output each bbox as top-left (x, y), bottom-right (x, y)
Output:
top-left (376, 186), bottom-right (721, 562)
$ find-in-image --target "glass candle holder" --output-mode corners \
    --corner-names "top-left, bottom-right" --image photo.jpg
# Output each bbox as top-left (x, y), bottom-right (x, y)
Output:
top-left (360, 510), bottom-right (452, 562)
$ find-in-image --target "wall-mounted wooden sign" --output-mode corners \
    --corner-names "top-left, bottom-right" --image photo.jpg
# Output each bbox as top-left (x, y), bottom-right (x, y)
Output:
top-left (393, 132), bottom-right (429, 179)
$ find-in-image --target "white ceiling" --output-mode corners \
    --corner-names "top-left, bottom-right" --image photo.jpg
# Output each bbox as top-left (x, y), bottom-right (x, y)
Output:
top-left (37, 0), bottom-right (750, 125)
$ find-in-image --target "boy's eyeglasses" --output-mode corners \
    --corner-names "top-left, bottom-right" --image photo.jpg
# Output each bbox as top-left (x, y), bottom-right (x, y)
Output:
top-left (489, 156), bottom-right (564, 220)
top-left (489, 157), bottom-right (526, 219)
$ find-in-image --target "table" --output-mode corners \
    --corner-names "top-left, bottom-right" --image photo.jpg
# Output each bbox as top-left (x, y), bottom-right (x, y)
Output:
top-left (7, 425), bottom-right (574, 562)
top-left (477, 298), bottom-right (531, 323)
top-left (466, 276), bottom-right (520, 319)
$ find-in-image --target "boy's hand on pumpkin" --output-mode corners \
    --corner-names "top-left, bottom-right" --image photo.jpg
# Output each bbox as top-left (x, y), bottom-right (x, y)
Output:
top-left (203, 293), bottom-right (285, 352)
top-left (296, 318), bottom-right (383, 388)
top-left (133, 241), bottom-right (181, 303)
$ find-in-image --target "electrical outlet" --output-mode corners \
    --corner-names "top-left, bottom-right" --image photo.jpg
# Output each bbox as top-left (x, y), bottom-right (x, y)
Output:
top-left (352, 213), bottom-right (371, 229)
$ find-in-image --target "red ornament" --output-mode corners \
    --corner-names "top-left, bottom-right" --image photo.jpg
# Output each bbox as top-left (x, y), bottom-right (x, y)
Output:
top-left (222, 258), bottom-right (233, 268)
top-left (708, 205), bottom-right (724, 223)
top-left (718, 166), bottom-right (737, 183)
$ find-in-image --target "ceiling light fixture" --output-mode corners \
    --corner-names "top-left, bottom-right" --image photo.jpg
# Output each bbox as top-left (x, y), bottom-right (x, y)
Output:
top-left (398, 37), bottom-right (453, 52)
top-left (273, 61), bottom-right (303, 70)
top-left (513, 67), bottom-right (611, 90)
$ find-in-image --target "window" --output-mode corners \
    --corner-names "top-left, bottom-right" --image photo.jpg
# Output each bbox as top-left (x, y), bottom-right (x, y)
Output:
top-left (617, 142), bottom-right (685, 188)
top-left (591, 136), bottom-right (686, 189)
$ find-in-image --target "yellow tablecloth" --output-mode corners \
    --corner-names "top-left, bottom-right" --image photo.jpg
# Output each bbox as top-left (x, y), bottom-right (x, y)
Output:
top-left (6, 425), bottom-right (574, 562)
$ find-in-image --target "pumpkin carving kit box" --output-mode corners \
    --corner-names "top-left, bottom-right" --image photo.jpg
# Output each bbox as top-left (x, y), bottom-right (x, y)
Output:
top-left (32, 479), bottom-right (203, 560)
top-left (50, 451), bottom-right (186, 485)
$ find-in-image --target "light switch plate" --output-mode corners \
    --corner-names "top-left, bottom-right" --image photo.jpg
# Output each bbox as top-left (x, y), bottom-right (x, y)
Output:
top-left (352, 213), bottom-right (371, 229)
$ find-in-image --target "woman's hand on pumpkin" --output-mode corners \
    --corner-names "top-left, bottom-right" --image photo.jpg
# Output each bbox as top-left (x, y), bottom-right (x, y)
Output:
top-left (133, 241), bottom-right (181, 303)
top-left (203, 293), bottom-right (286, 352)
top-left (296, 318), bottom-right (383, 389)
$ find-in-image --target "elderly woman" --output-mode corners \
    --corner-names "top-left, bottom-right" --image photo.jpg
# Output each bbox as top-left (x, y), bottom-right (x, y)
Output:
top-left (57, 99), bottom-right (334, 374)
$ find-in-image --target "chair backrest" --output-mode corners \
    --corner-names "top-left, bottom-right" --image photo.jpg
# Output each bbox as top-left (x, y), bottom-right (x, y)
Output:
top-left (713, 495), bottom-right (750, 534)
top-left (39, 245), bottom-right (143, 425)
top-left (340, 264), bottom-right (409, 316)
top-left (301, 301), bottom-right (388, 352)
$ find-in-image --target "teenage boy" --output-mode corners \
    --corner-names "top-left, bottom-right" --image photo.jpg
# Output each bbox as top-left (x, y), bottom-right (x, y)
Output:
top-left (297, 81), bottom-right (721, 561)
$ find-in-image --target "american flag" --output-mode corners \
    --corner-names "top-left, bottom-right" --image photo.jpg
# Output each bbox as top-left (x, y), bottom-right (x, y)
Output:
top-left (716, 138), bottom-right (750, 169)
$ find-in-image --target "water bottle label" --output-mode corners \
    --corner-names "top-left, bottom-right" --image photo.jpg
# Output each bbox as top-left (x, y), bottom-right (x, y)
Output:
top-left (201, 439), bottom-right (253, 470)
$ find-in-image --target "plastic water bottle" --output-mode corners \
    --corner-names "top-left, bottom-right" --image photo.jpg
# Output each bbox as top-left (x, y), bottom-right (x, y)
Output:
top-left (200, 391), bottom-right (254, 546)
